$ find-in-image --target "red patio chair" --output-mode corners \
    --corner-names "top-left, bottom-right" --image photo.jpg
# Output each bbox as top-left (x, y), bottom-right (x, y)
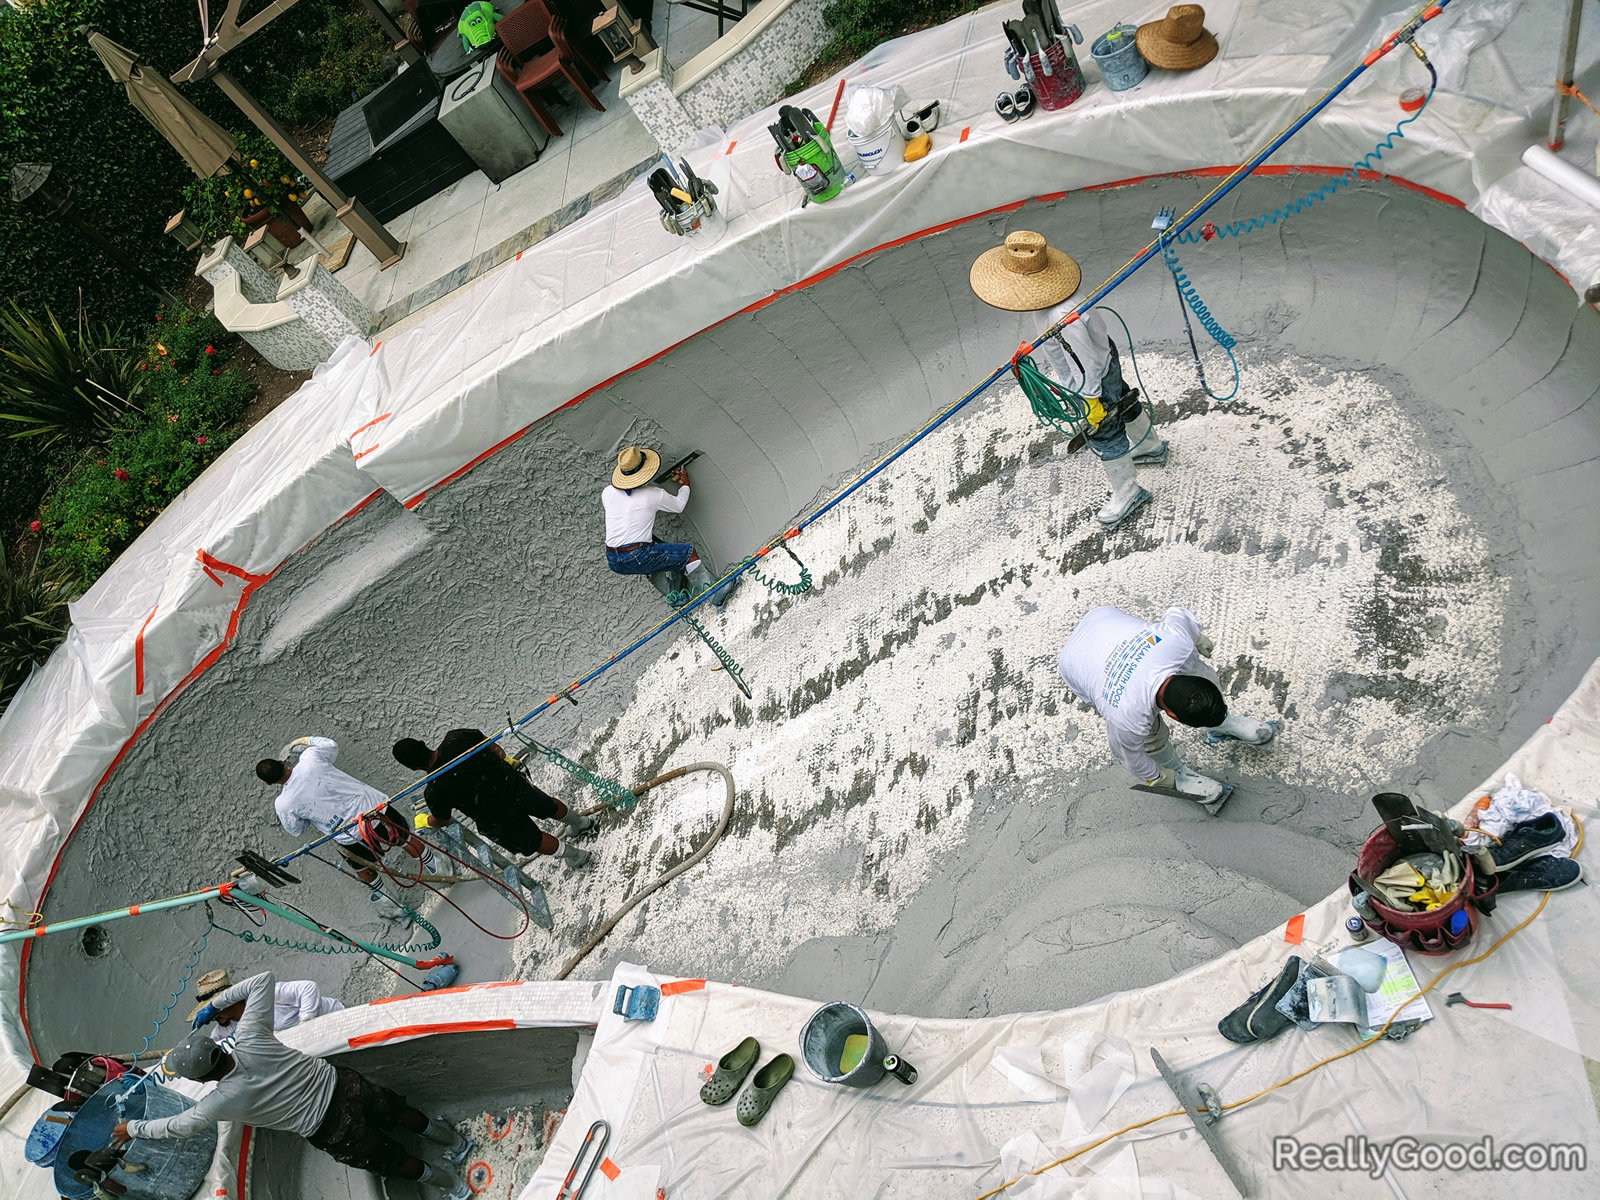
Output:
top-left (496, 0), bottom-right (608, 136)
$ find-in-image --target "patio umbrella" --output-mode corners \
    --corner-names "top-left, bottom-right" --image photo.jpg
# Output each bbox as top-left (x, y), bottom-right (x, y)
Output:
top-left (85, 30), bottom-right (237, 178)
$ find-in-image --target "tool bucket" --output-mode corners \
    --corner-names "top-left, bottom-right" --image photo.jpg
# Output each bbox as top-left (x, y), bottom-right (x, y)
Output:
top-left (54, 1075), bottom-right (218, 1199)
top-left (1023, 26), bottom-right (1085, 110)
top-left (800, 1001), bottom-right (889, 1086)
top-left (781, 128), bottom-right (848, 200)
top-left (1349, 824), bottom-right (1497, 956)
top-left (845, 114), bottom-right (904, 174)
top-left (1091, 25), bottom-right (1146, 90)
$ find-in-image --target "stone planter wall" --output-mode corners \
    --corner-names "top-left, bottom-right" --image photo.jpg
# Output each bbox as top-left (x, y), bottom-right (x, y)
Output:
top-left (620, 0), bottom-right (833, 151)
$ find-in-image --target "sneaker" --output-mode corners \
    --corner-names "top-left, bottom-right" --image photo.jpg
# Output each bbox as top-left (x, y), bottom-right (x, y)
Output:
top-left (1494, 856), bottom-right (1582, 894)
top-left (1489, 813), bottom-right (1565, 872)
top-left (1218, 957), bottom-right (1302, 1044)
top-left (369, 891), bottom-right (413, 926)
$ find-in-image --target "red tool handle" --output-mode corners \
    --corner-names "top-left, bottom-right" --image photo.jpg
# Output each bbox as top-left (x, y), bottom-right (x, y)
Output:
top-left (1460, 1000), bottom-right (1513, 1010)
top-left (825, 77), bottom-right (846, 132)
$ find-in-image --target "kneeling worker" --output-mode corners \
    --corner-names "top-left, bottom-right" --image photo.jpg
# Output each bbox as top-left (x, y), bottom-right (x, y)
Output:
top-left (1058, 605), bottom-right (1278, 813)
top-left (970, 231), bottom-right (1168, 531)
top-left (603, 447), bottom-right (734, 606)
top-left (190, 969), bottom-right (344, 1041)
top-left (114, 971), bottom-right (474, 1198)
top-left (392, 729), bottom-right (596, 869)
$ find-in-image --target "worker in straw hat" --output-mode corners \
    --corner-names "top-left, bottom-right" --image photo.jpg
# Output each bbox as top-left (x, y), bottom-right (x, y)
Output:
top-left (1135, 5), bottom-right (1220, 72)
top-left (970, 231), bottom-right (1169, 531)
top-left (188, 968), bottom-right (345, 1043)
top-left (603, 446), bottom-right (736, 606)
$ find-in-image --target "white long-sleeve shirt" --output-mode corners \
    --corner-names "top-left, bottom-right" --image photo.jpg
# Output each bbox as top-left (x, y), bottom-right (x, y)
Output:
top-left (209, 980), bottom-right (344, 1043)
top-left (1058, 606), bottom-right (1220, 782)
top-left (273, 737), bottom-right (386, 847)
top-left (602, 483), bottom-right (689, 546)
top-left (126, 972), bottom-right (337, 1141)
top-left (1031, 303), bottom-right (1114, 398)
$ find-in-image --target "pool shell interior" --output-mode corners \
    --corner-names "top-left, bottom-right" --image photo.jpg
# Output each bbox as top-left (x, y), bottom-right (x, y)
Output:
top-left (20, 172), bottom-right (1600, 1067)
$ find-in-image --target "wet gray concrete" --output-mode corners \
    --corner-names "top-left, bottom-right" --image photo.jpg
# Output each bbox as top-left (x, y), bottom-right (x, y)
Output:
top-left (24, 174), bottom-right (1600, 1058)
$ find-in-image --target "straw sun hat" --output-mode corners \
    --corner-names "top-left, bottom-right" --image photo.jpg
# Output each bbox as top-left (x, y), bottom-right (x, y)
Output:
top-left (187, 968), bottom-right (233, 1022)
top-left (612, 446), bottom-right (661, 488)
top-left (1136, 5), bottom-right (1219, 71)
top-left (969, 231), bottom-right (1081, 312)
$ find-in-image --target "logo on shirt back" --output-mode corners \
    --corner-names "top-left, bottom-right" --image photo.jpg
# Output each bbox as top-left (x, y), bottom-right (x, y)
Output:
top-left (1101, 632), bottom-right (1161, 707)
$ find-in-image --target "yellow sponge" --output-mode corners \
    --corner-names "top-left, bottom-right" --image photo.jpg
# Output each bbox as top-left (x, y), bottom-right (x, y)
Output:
top-left (903, 134), bottom-right (931, 161)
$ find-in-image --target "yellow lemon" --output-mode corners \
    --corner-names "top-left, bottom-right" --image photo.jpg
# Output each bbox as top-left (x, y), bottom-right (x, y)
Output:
top-left (242, 188), bottom-right (253, 199)
top-left (249, 159), bottom-right (258, 168)
top-left (281, 176), bottom-right (291, 184)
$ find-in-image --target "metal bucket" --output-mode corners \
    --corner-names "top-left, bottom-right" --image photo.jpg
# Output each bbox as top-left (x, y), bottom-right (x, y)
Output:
top-left (54, 1075), bottom-right (218, 1199)
top-left (799, 1001), bottom-right (888, 1087)
top-left (1091, 25), bottom-right (1147, 91)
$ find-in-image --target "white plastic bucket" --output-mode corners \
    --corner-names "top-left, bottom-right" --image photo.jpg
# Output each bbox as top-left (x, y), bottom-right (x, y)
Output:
top-left (846, 115), bottom-right (904, 174)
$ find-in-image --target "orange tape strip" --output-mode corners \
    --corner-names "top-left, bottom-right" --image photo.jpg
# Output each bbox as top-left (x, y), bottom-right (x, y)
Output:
top-left (599, 1158), bottom-right (621, 1181)
top-left (660, 979), bottom-right (706, 996)
top-left (347, 1019), bottom-right (514, 1048)
top-left (134, 605), bottom-right (158, 696)
top-left (1283, 914), bottom-right (1306, 944)
top-left (348, 413), bottom-right (392, 438)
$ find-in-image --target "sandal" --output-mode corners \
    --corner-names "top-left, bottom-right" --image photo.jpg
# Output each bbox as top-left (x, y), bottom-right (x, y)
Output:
top-left (700, 1037), bottom-right (760, 1106)
top-left (736, 1054), bottom-right (795, 1127)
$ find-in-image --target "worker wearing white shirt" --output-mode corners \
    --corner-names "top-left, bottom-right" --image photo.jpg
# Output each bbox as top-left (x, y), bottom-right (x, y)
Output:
top-left (189, 969), bottom-right (345, 1042)
top-left (1058, 606), bottom-right (1278, 813)
top-left (256, 736), bottom-right (433, 920)
top-left (969, 231), bottom-right (1168, 532)
top-left (602, 446), bottom-right (734, 606)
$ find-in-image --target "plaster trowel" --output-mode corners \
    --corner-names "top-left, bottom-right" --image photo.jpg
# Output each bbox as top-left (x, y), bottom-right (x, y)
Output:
top-left (1132, 779), bottom-right (1234, 815)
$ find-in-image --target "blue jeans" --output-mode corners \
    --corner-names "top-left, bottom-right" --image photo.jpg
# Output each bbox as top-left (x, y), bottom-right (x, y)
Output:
top-left (1085, 344), bottom-right (1135, 460)
top-left (606, 541), bottom-right (693, 575)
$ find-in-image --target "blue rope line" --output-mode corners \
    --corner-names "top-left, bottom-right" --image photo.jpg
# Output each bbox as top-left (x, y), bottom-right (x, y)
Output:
top-left (1174, 84), bottom-right (1435, 242)
top-left (1158, 238), bottom-right (1241, 402)
top-left (129, 915), bottom-right (211, 1070)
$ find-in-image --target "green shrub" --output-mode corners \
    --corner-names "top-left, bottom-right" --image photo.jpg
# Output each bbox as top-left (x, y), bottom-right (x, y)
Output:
top-left (276, 8), bottom-right (399, 126)
top-left (0, 541), bottom-right (71, 713)
top-left (42, 362), bottom-right (255, 586)
top-left (0, 302), bottom-right (145, 446)
top-left (804, 0), bottom-right (981, 82)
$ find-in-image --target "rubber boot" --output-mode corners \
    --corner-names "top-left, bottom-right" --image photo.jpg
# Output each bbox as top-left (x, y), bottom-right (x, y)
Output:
top-left (687, 562), bottom-right (737, 609)
top-left (1175, 767), bottom-right (1229, 815)
top-left (1096, 453), bottom-right (1151, 531)
top-left (1207, 712), bottom-right (1277, 746)
top-left (559, 840), bottom-right (593, 870)
top-left (1125, 410), bottom-right (1168, 466)
top-left (421, 1117), bottom-right (474, 1167)
top-left (369, 888), bottom-right (413, 926)
top-left (417, 1161), bottom-right (470, 1199)
top-left (563, 809), bottom-right (598, 838)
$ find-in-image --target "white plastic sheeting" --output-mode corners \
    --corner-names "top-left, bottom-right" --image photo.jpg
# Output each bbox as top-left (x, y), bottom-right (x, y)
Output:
top-left (0, 0), bottom-right (1593, 1177)
top-left (1474, 157), bottom-right (1600, 297)
top-left (532, 660), bottom-right (1600, 1198)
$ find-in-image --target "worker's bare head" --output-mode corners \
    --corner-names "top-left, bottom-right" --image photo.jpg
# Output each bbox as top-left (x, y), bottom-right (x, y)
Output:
top-left (391, 738), bottom-right (433, 771)
top-left (255, 758), bottom-right (288, 785)
top-left (1156, 673), bottom-right (1227, 727)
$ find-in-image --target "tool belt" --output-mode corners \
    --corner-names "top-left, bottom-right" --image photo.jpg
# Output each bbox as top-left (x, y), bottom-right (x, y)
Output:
top-left (1347, 792), bottom-right (1499, 956)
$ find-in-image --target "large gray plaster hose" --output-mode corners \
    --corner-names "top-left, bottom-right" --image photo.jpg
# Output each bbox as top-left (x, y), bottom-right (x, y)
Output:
top-left (555, 760), bottom-right (735, 980)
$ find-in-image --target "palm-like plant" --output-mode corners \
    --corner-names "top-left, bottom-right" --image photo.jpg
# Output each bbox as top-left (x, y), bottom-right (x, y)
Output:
top-left (0, 302), bottom-right (144, 446)
top-left (0, 541), bottom-right (71, 714)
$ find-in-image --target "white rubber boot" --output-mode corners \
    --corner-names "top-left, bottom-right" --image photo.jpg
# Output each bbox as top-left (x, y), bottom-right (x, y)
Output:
top-left (421, 1117), bottom-right (473, 1167)
top-left (1097, 453), bottom-right (1152, 531)
top-left (1125, 410), bottom-right (1168, 466)
top-left (417, 1161), bottom-right (470, 1199)
top-left (1175, 767), bottom-right (1229, 814)
top-left (559, 840), bottom-right (593, 870)
top-left (1209, 712), bottom-right (1278, 746)
top-left (368, 889), bottom-right (412, 926)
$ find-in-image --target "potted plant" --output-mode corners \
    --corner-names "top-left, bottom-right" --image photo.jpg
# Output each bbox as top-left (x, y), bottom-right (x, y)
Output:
top-left (180, 135), bottom-right (314, 249)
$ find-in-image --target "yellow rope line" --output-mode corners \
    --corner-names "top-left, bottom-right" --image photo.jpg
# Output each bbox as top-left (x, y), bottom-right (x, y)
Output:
top-left (976, 816), bottom-right (1582, 1198)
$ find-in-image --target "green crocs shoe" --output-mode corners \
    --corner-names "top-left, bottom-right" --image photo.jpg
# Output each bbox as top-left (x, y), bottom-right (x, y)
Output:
top-left (736, 1054), bottom-right (795, 1127)
top-left (700, 1037), bottom-right (760, 1106)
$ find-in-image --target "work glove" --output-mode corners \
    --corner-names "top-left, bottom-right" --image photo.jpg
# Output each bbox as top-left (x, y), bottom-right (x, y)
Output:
top-left (1147, 767), bottom-right (1177, 790)
top-left (191, 1004), bottom-right (218, 1030)
top-left (1194, 632), bottom-right (1215, 658)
